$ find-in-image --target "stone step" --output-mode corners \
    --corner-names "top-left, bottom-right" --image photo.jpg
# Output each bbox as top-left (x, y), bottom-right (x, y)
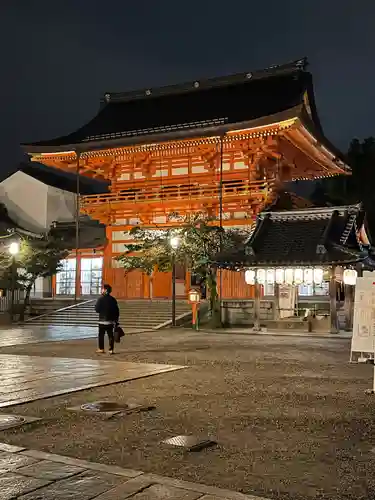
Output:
top-left (22, 299), bottom-right (192, 329)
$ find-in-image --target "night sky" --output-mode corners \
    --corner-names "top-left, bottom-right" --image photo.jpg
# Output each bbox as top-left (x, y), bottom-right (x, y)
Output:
top-left (2, 1), bottom-right (374, 177)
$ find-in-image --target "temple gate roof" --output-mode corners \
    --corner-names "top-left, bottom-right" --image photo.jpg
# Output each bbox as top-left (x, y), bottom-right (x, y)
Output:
top-left (21, 58), bottom-right (348, 170)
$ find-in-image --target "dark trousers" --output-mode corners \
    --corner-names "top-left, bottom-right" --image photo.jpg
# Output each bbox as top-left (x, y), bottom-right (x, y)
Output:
top-left (98, 324), bottom-right (114, 351)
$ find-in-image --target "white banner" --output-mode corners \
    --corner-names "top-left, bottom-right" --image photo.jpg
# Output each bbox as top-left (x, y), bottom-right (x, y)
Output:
top-left (350, 275), bottom-right (375, 360)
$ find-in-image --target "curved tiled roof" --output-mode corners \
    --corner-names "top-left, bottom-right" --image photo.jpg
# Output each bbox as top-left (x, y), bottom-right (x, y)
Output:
top-left (23, 58), bottom-right (326, 150)
top-left (217, 204), bottom-right (371, 268)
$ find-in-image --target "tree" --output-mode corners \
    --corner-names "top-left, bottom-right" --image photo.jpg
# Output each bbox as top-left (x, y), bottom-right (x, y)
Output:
top-left (0, 238), bottom-right (68, 320)
top-left (311, 136), bottom-right (375, 210)
top-left (116, 213), bottom-right (249, 327)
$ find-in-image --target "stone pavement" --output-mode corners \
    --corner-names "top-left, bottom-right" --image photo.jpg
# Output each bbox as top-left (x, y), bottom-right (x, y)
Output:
top-left (0, 443), bottom-right (268, 499)
top-left (0, 326), bottom-right (97, 347)
top-left (0, 354), bottom-right (184, 408)
top-left (0, 325), bottom-right (154, 348)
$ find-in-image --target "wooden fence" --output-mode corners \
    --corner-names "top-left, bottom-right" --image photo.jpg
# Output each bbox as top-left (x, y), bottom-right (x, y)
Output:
top-left (0, 290), bottom-right (24, 313)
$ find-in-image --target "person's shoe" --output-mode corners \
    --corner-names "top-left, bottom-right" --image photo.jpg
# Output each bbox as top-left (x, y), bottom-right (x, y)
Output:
top-left (109, 350), bottom-right (114, 355)
top-left (96, 349), bottom-right (105, 354)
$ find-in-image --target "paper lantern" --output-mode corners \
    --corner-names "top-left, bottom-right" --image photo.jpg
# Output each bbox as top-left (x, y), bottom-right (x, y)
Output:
top-left (266, 269), bottom-right (275, 284)
top-left (275, 268), bottom-right (285, 285)
top-left (304, 268), bottom-right (313, 285)
top-left (256, 269), bottom-right (266, 284)
top-left (343, 269), bottom-right (357, 286)
top-left (285, 268), bottom-right (294, 285)
top-left (313, 268), bottom-right (323, 285)
top-left (294, 268), bottom-right (303, 285)
top-left (245, 269), bottom-right (255, 285)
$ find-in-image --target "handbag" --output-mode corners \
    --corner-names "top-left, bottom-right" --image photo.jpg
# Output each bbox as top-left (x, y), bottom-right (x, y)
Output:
top-left (114, 324), bottom-right (125, 343)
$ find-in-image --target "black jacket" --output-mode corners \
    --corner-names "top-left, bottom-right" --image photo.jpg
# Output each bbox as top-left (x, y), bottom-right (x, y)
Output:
top-left (95, 294), bottom-right (119, 322)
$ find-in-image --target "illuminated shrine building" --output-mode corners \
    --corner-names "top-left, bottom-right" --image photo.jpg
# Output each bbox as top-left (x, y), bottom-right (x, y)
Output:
top-left (22, 58), bottom-right (350, 299)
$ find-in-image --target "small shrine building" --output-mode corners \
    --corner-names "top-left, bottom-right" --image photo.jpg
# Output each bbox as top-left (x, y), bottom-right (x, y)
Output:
top-left (216, 204), bottom-right (375, 332)
top-left (22, 58), bottom-right (350, 299)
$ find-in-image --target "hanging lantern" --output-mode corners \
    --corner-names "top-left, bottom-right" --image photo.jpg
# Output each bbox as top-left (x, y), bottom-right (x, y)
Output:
top-left (294, 268), bottom-right (303, 285)
top-left (335, 266), bottom-right (343, 283)
top-left (313, 268), bottom-right (324, 285)
top-left (343, 269), bottom-right (358, 286)
top-left (275, 268), bottom-right (285, 285)
top-left (285, 268), bottom-right (294, 285)
top-left (304, 268), bottom-right (313, 285)
top-left (266, 269), bottom-right (275, 284)
top-left (256, 269), bottom-right (266, 284)
top-left (245, 269), bottom-right (255, 285)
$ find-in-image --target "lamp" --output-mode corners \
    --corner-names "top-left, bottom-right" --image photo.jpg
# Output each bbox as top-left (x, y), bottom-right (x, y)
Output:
top-left (343, 269), bottom-right (357, 286)
top-left (245, 269), bottom-right (255, 285)
top-left (285, 268), bottom-right (294, 285)
top-left (304, 268), bottom-right (313, 286)
top-left (188, 288), bottom-right (200, 303)
top-left (266, 269), bottom-right (275, 284)
top-left (170, 236), bottom-right (180, 250)
top-left (313, 268), bottom-right (324, 285)
top-left (275, 268), bottom-right (284, 285)
top-left (256, 269), bottom-right (266, 284)
top-left (9, 242), bottom-right (19, 256)
top-left (294, 268), bottom-right (303, 285)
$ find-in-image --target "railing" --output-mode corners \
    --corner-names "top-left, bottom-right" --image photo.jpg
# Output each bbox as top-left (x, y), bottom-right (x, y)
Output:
top-left (81, 179), bottom-right (271, 211)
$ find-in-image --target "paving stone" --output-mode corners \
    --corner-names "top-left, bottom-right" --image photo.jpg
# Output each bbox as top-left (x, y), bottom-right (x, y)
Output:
top-left (131, 483), bottom-right (203, 499)
top-left (21, 450), bottom-right (141, 478)
top-left (0, 472), bottom-right (50, 500)
top-left (162, 435), bottom-right (217, 452)
top-left (93, 475), bottom-right (154, 499)
top-left (0, 354), bottom-right (184, 408)
top-left (17, 470), bottom-right (127, 499)
top-left (16, 459), bottom-right (85, 480)
top-left (145, 475), bottom-right (268, 500)
top-left (0, 442), bottom-right (26, 453)
top-left (0, 451), bottom-right (40, 470)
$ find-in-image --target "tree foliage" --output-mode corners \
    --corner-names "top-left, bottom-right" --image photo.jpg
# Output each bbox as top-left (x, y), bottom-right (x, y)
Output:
top-left (0, 237), bottom-right (68, 319)
top-left (116, 213), bottom-right (249, 326)
top-left (311, 137), bottom-right (375, 234)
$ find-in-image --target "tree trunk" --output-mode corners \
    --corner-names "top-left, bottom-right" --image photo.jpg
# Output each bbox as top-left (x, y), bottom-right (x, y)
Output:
top-left (20, 286), bottom-right (32, 322)
top-left (206, 269), bottom-right (222, 328)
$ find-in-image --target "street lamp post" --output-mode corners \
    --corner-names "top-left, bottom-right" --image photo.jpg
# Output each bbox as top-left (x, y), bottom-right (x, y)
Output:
top-left (170, 235), bottom-right (180, 327)
top-left (9, 242), bottom-right (19, 321)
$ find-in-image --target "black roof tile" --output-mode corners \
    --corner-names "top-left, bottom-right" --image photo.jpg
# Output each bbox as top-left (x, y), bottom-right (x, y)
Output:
top-left (23, 58), bottom-right (324, 149)
top-left (217, 205), bottom-right (370, 267)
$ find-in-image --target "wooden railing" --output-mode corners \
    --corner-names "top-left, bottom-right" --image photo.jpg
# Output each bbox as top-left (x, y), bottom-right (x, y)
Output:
top-left (81, 179), bottom-right (272, 214)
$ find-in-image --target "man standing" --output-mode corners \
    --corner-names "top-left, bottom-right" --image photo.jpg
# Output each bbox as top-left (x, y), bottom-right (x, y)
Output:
top-left (95, 284), bottom-right (119, 355)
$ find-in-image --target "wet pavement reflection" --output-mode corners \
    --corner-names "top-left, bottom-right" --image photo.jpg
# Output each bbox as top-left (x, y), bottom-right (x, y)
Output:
top-left (0, 354), bottom-right (184, 408)
top-left (0, 326), bottom-right (97, 347)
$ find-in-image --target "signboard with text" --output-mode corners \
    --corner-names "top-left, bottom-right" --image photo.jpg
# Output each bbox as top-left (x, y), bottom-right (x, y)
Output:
top-left (350, 276), bottom-right (375, 361)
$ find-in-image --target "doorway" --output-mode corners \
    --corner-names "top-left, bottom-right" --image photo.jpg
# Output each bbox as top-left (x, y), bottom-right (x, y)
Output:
top-left (80, 257), bottom-right (103, 296)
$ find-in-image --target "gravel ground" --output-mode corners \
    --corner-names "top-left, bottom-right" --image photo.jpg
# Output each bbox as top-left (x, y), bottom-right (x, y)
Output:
top-left (0, 330), bottom-right (374, 500)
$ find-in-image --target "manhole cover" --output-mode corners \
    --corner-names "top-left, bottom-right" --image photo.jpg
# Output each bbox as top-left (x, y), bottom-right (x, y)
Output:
top-left (162, 435), bottom-right (217, 452)
top-left (0, 414), bottom-right (39, 431)
top-left (80, 402), bottom-right (129, 412)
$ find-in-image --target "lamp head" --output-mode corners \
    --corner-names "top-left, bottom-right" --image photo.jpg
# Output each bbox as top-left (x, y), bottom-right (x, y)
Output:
top-left (170, 235), bottom-right (180, 250)
top-left (9, 242), bottom-right (19, 256)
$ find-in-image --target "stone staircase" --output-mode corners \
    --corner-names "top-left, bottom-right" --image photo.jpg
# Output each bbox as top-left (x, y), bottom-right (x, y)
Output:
top-left (22, 299), bottom-right (192, 330)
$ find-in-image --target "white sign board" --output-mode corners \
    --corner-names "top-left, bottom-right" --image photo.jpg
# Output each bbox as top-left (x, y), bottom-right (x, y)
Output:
top-left (278, 285), bottom-right (296, 319)
top-left (350, 275), bottom-right (375, 361)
